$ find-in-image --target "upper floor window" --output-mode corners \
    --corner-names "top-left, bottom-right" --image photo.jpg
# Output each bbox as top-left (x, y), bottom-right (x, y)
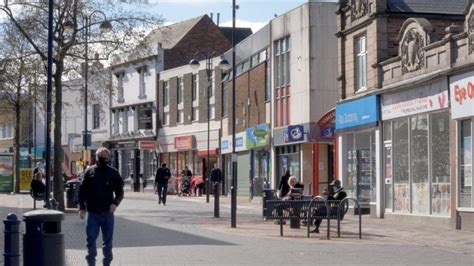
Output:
top-left (137, 66), bottom-right (147, 99)
top-left (93, 104), bottom-right (100, 129)
top-left (192, 74), bottom-right (198, 101)
top-left (222, 84), bottom-right (228, 117)
top-left (115, 72), bottom-right (125, 103)
top-left (275, 36), bottom-right (290, 87)
top-left (163, 81), bottom-right (169, 107)
top-left (0, 123), bottom-right (12, 139)
top-left (356, 35), bottom-right (367, 92)
top-left (177, 77), bottom-right (183, 104)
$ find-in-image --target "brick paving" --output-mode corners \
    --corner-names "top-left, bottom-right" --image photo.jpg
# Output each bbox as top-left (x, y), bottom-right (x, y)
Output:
top-left (0, 192), bottom-right (473, 265)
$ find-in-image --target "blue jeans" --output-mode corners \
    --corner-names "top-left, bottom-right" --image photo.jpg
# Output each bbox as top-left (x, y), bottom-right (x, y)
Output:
top-left (86, 212), bottom-right (114, 266)
top-left (157, 183), bottom-right (168, 204)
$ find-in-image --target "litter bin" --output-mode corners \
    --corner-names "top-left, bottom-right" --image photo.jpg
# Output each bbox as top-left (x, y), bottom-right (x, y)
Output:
top-left (66, 179), bottom-right (81, 208)
top-left (23, 210), bottom-right (64, 266)
top-left (262, 189), bottom-right (276, 217)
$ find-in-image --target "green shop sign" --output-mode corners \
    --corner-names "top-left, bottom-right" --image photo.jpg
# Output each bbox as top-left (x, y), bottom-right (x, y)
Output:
top-left (246, 124), bottom-right (269, 149)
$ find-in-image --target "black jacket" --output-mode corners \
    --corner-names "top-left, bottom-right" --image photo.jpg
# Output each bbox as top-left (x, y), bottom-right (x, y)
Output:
top-left (78, 165), bottom-right (124, 213)
top-left (155, 167), bottom-right (171, 184)
top-left (278, 174), bottom-right (291, 198)
top-left (210, 168), bottom-right (222, 184)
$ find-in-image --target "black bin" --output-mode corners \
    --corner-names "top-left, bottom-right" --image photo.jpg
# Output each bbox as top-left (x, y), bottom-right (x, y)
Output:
top-left (23, 210), bottom-right (65, 266)
top-left (66, 179), bottom-right (81, 208)
top-left (262, 189), bottom-right (276, 217)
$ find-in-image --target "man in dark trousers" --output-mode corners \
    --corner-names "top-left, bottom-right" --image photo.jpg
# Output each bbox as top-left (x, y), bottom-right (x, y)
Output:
top-left (78, 147), bottom-right (124, 266)
top-left (210, 163), bottom-right (222, 186)
top-left (155, 163), bottom-right (171, 205)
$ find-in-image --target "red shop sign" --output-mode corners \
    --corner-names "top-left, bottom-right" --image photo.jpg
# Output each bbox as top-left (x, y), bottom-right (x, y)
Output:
top-left (139, 141), bottom-right (156, 150)
top-left (174, 136), bottom-right (194, 150)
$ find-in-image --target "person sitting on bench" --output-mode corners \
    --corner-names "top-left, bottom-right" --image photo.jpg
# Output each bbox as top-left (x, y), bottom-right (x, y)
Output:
top-left (311, 180), bottom-right (346, 234)
top-left (31, 167), bottom-right (46, 197)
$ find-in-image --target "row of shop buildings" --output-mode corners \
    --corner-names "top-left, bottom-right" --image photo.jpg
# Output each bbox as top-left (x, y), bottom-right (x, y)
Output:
top-left (57, 0), bottom-right (473, 231)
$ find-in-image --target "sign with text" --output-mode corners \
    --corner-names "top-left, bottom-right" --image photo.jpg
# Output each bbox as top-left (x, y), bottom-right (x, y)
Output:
top-left (449, 72), bottom-right (474, 119)
top-left (139, 140), bottom-right (156, 150)
top-left (336, 95), bottom-right (379, 131)
top-left (220, 132), bottom-right (247, 154)
top-left (174, 136), bottom-right (194, 150)
top-left (382, 79), bottom-right (448, 120)
top-left (287, 125), bottom-right (304, 142)
top-left (20, 168), bottom-right (33, 191)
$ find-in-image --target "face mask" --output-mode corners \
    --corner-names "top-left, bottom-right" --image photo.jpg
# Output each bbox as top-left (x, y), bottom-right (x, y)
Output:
top-left (98, 157), bottom-right (108, 167)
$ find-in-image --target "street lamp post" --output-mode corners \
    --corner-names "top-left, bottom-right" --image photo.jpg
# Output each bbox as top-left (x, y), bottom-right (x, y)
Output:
top-left (231, 0), bottom-right (238, 228)
top-left (189, 54), bottom-right (229, 207)
top-left (64, 11), bottom-right (112, 169)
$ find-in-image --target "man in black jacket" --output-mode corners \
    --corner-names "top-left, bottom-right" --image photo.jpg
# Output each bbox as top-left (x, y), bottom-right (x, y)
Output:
top-left (78, 147), bottom-right (124, 266)
top-left (155, 163), bottom-right (171, 205)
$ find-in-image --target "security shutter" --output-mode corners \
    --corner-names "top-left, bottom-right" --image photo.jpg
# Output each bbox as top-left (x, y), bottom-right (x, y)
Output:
top-left (237, 152), bottom-right (250, 197)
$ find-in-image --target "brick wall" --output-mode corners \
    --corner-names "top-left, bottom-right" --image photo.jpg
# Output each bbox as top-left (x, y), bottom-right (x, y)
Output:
top-left (226, 63), bottom-right (267, 134)
top-left (163, 16), bottom-right (231, 70)
top-left (157, 80), bottom-right (164, 128)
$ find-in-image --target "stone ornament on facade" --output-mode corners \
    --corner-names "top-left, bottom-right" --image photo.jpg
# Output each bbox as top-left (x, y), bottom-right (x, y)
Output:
top-left (401, 28), bottom-right (424, 74)
top-left (351, 0), bottom-right (369, 21)
top-left (468, 12), bottom-right (474, 54)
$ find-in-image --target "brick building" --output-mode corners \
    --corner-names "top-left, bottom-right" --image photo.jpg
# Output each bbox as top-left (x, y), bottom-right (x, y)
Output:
top-left (334, 0), bottom-right (471, 231)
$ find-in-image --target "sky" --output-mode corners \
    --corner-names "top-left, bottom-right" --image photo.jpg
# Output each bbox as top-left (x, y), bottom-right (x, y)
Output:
top-left (146, 0), bottom-right (310, 33)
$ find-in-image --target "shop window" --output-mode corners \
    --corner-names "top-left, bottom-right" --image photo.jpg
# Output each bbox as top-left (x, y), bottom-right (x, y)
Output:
top-left (393, 117), bottom-right (409, 213)
top-left (410, 114), bottom-right (429, 214)
top-left (430, 112), bottom-right (450, 215)
top-left (460, 119), bottom-right (472, 208)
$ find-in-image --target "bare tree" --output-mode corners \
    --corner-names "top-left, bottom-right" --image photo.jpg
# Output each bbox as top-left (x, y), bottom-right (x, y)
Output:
top-left (0, 22), bottom-right (41, 194)
top-left (0, 0), bottom-right (161, 210)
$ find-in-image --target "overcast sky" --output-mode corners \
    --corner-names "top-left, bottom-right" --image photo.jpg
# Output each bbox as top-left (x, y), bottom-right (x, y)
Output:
top-left (147, 0), bottom-right (309, 33)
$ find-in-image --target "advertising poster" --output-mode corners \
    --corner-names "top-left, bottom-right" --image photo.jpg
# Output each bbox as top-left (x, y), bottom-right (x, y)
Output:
top-left (20, 168), bottom-right (33, 191)
top-left (0, 155), bottom-right (14, 192)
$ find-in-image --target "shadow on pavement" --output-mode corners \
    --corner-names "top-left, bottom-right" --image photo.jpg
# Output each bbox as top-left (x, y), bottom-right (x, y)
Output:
top-left (63, 213), bottom-right (235, 250)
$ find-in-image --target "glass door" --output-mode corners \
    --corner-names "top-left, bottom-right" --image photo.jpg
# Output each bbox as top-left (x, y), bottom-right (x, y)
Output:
top-left (384, 142), bottom-right (393, 211)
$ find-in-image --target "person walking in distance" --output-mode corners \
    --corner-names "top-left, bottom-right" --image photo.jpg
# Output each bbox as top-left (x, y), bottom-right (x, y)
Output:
top-left (155, 163), bottom-right (171, 205)
top-left (210, 163), bottom-right (222, 193)
top-left (78, 147), bottom-right (124, 266)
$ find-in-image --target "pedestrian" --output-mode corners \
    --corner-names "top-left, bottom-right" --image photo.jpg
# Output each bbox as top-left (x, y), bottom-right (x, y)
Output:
top-left (78, 147), bottom-right (124, 266)
top-left (30, 167), bottom-right (45, 197)
top-left (210, 163), bottom-right (222, 195)
top-left (277, 169), bottom-right (291, 198)
top-left (155, 163), bottom-right (171, 205)
top-left (179, 166), bottom-right (192, 196)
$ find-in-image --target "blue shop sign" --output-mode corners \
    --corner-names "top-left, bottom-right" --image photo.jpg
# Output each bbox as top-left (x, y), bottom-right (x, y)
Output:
top-left (288, 125), bottom-right (304, 142)
top-left (336, 95), bottom-right (379, 132)
top-left (235, 137), bottom-right (244, 148)
top-left (222, 140), bottom-right (229, 150)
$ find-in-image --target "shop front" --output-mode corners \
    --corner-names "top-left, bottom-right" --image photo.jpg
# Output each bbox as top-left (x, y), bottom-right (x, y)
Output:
top-left (381, 78), bottom-right (451, 221)
top-left (449, 72), bottom-right (474, 230)
top-left (246, 124), bottom-right (270, 197)
top-left (221, 132), bottom-right (249, 197)
top-left (336, 95), bottom-right (380, 216)
top-left (310, 108), bottom-right (337, 196)
top-left (273, 123), bottom-right (315, 194)
top-left (157, 130), bottom-right (219, 194)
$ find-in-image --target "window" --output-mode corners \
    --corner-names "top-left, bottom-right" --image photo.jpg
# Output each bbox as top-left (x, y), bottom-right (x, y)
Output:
top-left (177, 110), bottom-right (183, 123)
top-left (356, 35), bottom-right (367, 92)
top-left (93, 104), bottom-right (100, 129)
top-left (122, 109), bottom-right (128, 133)
top-left (192, 74), bottom-right (198, 101)
top-left (393, 117), bottom-right (409, 213)
top-left (137, 66), bottom-right (147, 98)
top-left (163, 112), bottom-right (169, 126)
top-left (274, 36), bottom-right (291, 127)
top-left (460, 119), bottom-right (472, 208)
top-left (0, 123), bottom-right (13, 139)
top-left (410, 114), bottom-right (428, 214)
top-left (192, 107), bottom-right (198, 121)
top-left (222, 85), bottom-right (228, 117)
top-left (115, 72), bottom-right (124, 103)
top-left (137, 106), bottom-right (153, 130)
top-left (209, 73), bottom-right (214, 98)
top-left (177, 77), bottom-right (183, 104)
top-left (209, 105), bottom-right (215, 120)
top-left (265, 60), bottom-right (271, 101)
top-left (163, 81), bottom-right (169, 107)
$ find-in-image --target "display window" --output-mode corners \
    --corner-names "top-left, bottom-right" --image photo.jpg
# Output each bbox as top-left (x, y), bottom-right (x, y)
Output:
top-left (384, 111), bottom-right (450, 216)
top-left (460, 119), bottom-right (473, 208)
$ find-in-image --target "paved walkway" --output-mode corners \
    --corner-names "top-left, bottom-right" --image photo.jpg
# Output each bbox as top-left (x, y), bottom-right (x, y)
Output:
top-left (0, 192), bottom-right (473, 265)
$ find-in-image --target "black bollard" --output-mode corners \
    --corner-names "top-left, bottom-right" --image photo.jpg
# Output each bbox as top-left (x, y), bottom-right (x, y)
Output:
top-left (3, 213), bottom-right (20, 266)
top-left (214, 183), bottom-right (220, 218)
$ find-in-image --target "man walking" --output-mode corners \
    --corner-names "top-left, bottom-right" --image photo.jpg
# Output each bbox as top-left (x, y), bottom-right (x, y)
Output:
top-left (78, 147), bottom-right (124, 266)
top-left (155, 163), bottom-right (171, 205)
top-left (210, 163), bottom-right (222, 187)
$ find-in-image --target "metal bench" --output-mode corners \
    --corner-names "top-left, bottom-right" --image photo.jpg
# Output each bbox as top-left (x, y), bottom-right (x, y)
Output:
top-left (265, 196), bottom-right (362, 240)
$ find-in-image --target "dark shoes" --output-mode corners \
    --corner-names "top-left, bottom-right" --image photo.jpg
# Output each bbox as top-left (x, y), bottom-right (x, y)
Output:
top-left (310, 228), bottom-right (320, 234)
